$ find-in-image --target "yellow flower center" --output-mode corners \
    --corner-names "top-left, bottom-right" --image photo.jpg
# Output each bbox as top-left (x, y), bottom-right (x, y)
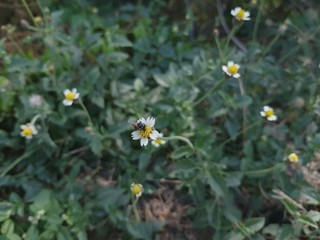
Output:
top-left (236, 9), bottom-right (245, 20)
top-left (228, 65), bottom-right (239, 75)
top-left (288, 153), bottom-right (299, 163)
top-left (265, 109), bottom-right (274, 118)
top-left (22, 127), bottom-right (33, 136)
top-left (139, 125), bottom-right (152, 138)
top-left (65, 92), bottom-right (76, 101)
top-left (131, 184), bottom-right (143, 195)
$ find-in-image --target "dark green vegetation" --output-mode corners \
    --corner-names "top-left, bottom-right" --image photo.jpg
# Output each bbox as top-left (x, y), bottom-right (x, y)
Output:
top-left (0, 0), bottom-right (320, 239)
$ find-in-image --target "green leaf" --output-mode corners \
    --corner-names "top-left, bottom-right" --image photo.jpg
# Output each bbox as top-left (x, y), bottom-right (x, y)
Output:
top-left (233, 95), bottom-right (253, 108)
top-left (206, 170), bottom-right (227, 197)
top-left (7, 233), bottom-right (22, 240)
top-left (171, 146), bottom-right (193, 159)
top-left (297, 215), bottom-right (318, 229)
top-left (1, 219), bottom-right (14, 236)
top-left (244, 217), bottom-right (265, 233)
top-left (0, 202), bottom-right (12, 222)
top-left (111, 35), bottom-right (133, 47)
top-left (89, 134), bottom-right (103, 157)
top-left (153, 73), bottom-right (170, 88)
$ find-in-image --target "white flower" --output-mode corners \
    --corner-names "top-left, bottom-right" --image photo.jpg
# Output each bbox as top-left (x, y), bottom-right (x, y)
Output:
top-left (29, 94), bottom-right (44, 107)
top-left (260, 106), bottom-right (277, 121)
top-left (222, 61), bottom-right (241, 78)
top-left (63, 88), bottom-right (79, 106)
top-left (151, 133), bottom-right (166, 147)
top-left (131, 117), bottom-right (160, 146)
top-left (130, 183), bottom-right (143, 198)
top-left (231, 7), bottom-right (251, 21)
top-left (20, 123), bottom-right (38, 139)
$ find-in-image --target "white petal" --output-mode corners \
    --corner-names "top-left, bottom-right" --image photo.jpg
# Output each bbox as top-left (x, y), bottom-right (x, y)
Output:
top-left (260, 111), bottom-right (266, 117)
top-left (268, 115), bottom-right (277, 121)
top-left (150, 130), bottom-right (160, 140)
top-left (231, 10), bottom-right (236, 16)
top-left (131, 131), bottom-right (141, 140)
top-left (235, 64), bottom-right (240, 69)
top-left (152, 141), bottom-right (159, 147)
top-left (20, 125), bottom-right (27, 129)
top-left (263, 106), bottom-right (271, 111)
top-left (233, 73), bottom-right (240, 78)
top-left (63, 99), bottom-right (73, 106)
top-left (26, 135), bottom-right (33, 139)
top-left (74, 93), bottom-right (80, 99)
top-left (140, 138), bottom-right (148, 146)
top-left (222, 65), bottom-right (228, 73)
top-left (64, 89), bottom-right (71, 96)
top-left (146, 117), bottom-right (155, 127)
top-left (228, 61), bottom-right (234, 66)
top-left (72, 88), bottom-right (77, 94)
top-left (138, 118), bottom-right (146, 124)
top-left (158, 133), bottom-right (163, 138)
top-left (30, 125), bottom-right (38, 135)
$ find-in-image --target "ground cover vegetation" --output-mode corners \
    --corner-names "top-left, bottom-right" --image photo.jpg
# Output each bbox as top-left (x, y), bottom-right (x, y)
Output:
top-left (0, 0), bottom-right (320, 239)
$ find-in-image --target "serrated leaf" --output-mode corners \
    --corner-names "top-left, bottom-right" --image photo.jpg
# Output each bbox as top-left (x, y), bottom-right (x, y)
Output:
top-left (153, 73), bottom-right (170, 87)
top-left (89, 134), bottom-right (103, 157)
top-left (111, 35), bottom-right (133, 47)
top-left (171, 146), bottom-right (193, 159)
top-left (298, 215), bottom-right (318, 229)
top-left (1, 219), bottom-right (14, 235)
top-left (244, 217), bottom-right (265, 233)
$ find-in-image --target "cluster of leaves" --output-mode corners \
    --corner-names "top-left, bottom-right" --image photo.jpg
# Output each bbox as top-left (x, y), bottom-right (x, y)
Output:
top-left (0, 0), bottom-right (320, 239)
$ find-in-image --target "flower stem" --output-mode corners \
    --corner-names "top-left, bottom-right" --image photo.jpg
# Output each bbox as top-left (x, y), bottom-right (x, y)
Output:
top-left (21, 0), bottom-right (36, 25)
top-left (216, 120), bottom-right (260, 150)
top-left (78, 99), bottom-right (94, 129)
top-left (30, 114), bottom-right (41, 125)
top-left (6, 34), bottom-right (25, 56)
top-left (192, 77), bottom-right (228, 107)
top-left (1, 151), bottom-right (34, 177)
top-left (162, 135), bottom-right (195, 150)
top-left (224, 23), bottom-right (243, 53)
top-left (132, 197), bottom-right (141, 221)
top-left (230, 163), bottom-right (284, 177)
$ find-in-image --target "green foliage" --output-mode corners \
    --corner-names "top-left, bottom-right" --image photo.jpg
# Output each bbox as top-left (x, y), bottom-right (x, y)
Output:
top-left (0, 0), bottom-right (320, 239)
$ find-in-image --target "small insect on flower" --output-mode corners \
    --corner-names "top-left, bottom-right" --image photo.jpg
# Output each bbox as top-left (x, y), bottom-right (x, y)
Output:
top-left (131, 183), bottom-right (143, 198)
top-left (130, 117), bottom-right (160, 146)
top-left (152, 133), bottom-right (166, 147)
top-left (288, 153), bottom-right (299, 163)
top-left (20, 123), bottom-right (38, 139)
top-left (231, 7), bottom-right (251, 21)
top-left (260, 106), bottom-right (277, 121)
top-left (63, 88), bottom-right (79, 106)
top-left (222, 61), bottom-right (241, 78)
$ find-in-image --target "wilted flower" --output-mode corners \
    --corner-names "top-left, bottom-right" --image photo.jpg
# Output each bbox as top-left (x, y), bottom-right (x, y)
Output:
top-left (152, 133), bottom-right (166, 147)
top-left (288, 153), bottom-right (299, 163)
top-left (63, 88), bottom-right (79, 106)
top-left (29, 94), bottom-right (44, 107)
top-left (260, 106), bottom-right (277, 121)
top-left (34, 16), bottom-right (42, 25)
top-left (231, 7), bottom-right (251, 21)
top-left (131, 117), bottom-right (160, 146)
top-left (20, 123), bottom-right (38, 139)
top-left (130, 183), bottom-right (143, 198)
top-left (222, 61), bottom-right (241, 78)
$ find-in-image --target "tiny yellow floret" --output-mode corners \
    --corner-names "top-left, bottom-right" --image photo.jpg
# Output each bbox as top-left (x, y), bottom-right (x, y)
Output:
top-left (139, 125), bottom-right (153, 138)
top-left (22, 127), bottom-right (33, 137)
top-left (265, 109), bottom-right (274, 118)
top-left (228, 65), bottom-right (239, 75)
top-left (65, 92), bottom-right (76, 100)
top-left (236, 9), bottom-right (245, 20)
top-left (288, 153), bottom-right (299, 163)
top-left (131, 183), bottom-right (143, 197)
